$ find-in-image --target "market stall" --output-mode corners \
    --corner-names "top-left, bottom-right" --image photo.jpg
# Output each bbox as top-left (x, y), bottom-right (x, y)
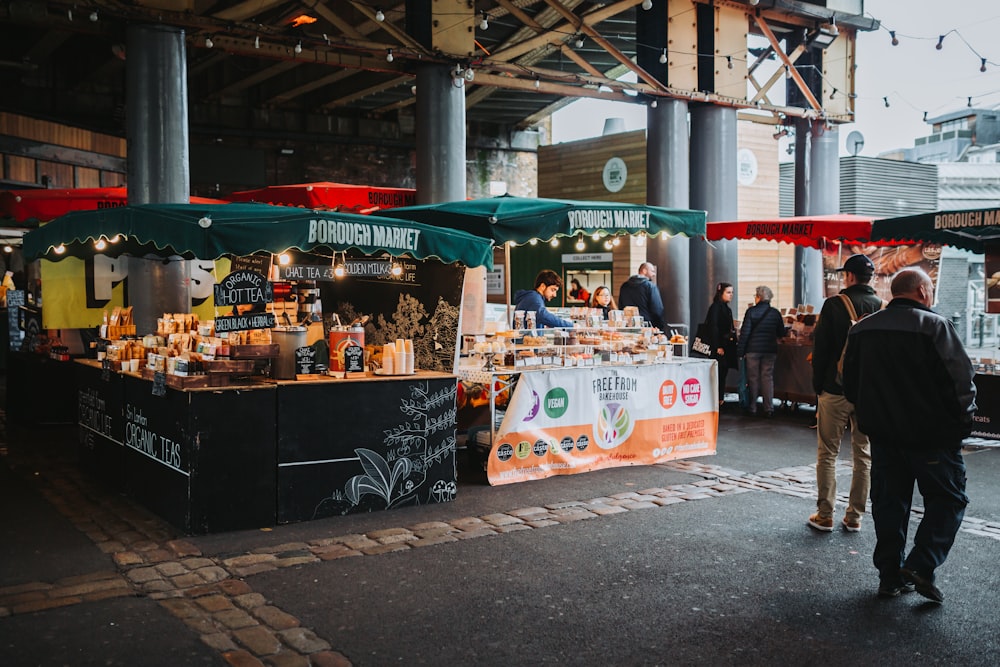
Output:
top-left (871, 206), bottom-right (1000, 441)
top-left (381, 195), bottom-right (715, 483)
top-left (22, 202), bottom-right (494, 532)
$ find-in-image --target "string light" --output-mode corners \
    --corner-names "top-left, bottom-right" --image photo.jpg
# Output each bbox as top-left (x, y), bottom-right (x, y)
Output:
top-left (205, 35), bottom-right (214, 48)
top-left (464, 67), bottom-right (475, 82)
top-left (480, 12), bottom-right (489, 30)
top-left (981, 58), bottom-right (988, 73)
top-left (254, 35), bottom-right (260, 49)
top-left (67, 8), bottom-right (72, 20)
top-left (2, 245), bottom-right (11, 253)
top-left (575, 236), bottom-right (585, 251)
top-left (650, 99), bottom-right (658, 108)
top-left (890, 30), bottom-right (898, 46)
top-left (374, 8), bottom-right (384, 22)
top-left (54, 245), bottom-right (66, 255)
top-left (968, 96), bottom-right (973, 107)
top-left (641, 0), bottom-right (653, 10)
top-left (923, 111), bottom-right (928, 121)
top-left (659, 49), bottom-right (667, 64)
top-left (936, 34), bottom-right (945, 50)
top-left (95, 239), bottom-right (107, 251)
top-left (575, 35), bottom-right (584, 49)
top-left (294, 40), bottom-right (302, 54)
top-left (391, 262), bottom-right (403, 276)
top-left (830, 87), bottom-right (837, 100)
top-left (726, 55), bottom-right (733, 70)
top-left (550, 238), bottom-right (559, 247)
top-left (278, 253), bottom-right (291, 266)
top-left (386, 48), bottom-right (393, 62)
top-left (749, 0), bottom-right (759, 5)
top-left (89, 10), bottom-right (97, 21)
top-left (883, 96), bottom-right (890, 108)
top-left (534, 77), bottom-right (540, 89)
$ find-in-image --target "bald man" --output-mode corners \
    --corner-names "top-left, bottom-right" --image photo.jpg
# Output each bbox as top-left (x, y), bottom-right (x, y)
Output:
top-left (842, 268), bottom-right (976, 603)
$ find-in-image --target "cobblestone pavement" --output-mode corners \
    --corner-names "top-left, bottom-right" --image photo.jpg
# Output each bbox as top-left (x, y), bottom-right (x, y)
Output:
top-left (4, 412), bottom-right (1000, 667)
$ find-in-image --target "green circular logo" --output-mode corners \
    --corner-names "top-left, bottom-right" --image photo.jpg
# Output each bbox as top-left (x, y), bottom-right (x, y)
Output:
top-left (543, 387), bottom-right (569, 419)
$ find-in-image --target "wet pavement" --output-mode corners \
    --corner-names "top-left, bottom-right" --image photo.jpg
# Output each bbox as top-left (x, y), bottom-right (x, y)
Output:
top-left (2, 397), bottom-right (1000, 667)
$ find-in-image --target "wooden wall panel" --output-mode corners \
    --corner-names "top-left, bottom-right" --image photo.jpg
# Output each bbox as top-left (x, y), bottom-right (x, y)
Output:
top-left (76, 167), bottom-right (102, 188)
top-left (37, 161), bottom-right (74, 188)
top-left (538, 131), bottom-right (647, 203)
top-left (6, 156), bottom-right (35, 183)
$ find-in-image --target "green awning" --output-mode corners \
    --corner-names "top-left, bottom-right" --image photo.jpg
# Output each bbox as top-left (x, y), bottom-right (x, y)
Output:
top-left (870, 207), bottom-right (1000, 254)
top-left (379, 195), bottom-right (706, 244)
top-left (21, 202), bottom-right (494, 269)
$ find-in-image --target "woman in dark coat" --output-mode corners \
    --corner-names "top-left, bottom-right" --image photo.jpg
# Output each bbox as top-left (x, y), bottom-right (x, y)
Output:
top-left (703, 282), bottom-right (737, 406)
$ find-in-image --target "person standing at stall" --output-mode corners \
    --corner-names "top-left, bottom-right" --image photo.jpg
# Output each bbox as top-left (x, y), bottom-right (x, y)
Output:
top-left (512, 270), bottom-right (574, 329)
top-left (702, 282), bottom-right (737, 407)
top-left (569, 278), bottom-right (590, 305)
top-left (808, 254), bottom-right (885, 534)
top-left (589, 286), bottom-right (617, 319)
top-left (618, 262), bottom-right (665, 330)
top-left (842, 268), bottom-right (975, 602)
top-left (737, 286), bottom-right (785, 417)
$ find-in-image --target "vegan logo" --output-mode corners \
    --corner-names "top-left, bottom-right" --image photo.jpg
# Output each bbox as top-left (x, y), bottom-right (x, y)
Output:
top-left (543, 387), bottom-right (569, 419)
top-left (595, 402), bottom-right (634, 449)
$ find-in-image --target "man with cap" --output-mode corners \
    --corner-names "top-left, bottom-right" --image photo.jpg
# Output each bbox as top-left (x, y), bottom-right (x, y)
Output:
top-left (808, 253), bottom-right (885, 534)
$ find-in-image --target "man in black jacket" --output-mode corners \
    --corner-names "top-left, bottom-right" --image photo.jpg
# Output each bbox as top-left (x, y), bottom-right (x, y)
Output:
top-left (618, 262), bottom-right (665, 330)
top-left (808, 254), bottom-right (884, 534)
top-left (843, 268), bottom-right (976, 602)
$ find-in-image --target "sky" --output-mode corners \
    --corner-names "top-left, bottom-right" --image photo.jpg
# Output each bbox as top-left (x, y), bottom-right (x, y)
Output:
top-left (551, 0), bottom-right (1000, 157)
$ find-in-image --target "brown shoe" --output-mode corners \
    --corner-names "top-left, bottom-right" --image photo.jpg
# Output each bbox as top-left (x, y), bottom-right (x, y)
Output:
top-left (807, 513), bottom-right (834, 532)
top-left (842, 517), bottom-right (861, 532)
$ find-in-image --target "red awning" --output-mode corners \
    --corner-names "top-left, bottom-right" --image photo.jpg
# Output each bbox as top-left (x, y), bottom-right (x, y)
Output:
top-left (0, 187), bottom-right (228, 223)
top-left (705, 214), bottom-right (879, 249)
top-left (227, 182), bottom-right (416, 214)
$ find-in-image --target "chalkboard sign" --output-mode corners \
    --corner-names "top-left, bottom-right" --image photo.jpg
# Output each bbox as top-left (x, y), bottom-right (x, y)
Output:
top-left (6, 290), bottom-right (25, 351)
top-left (101, 357), bottom-right (112, 382)
top-left (214, 311), bottom-right (276, 333)
top-left (277, 264), bottom-right (337, 282)
top-left (343, 343), bottom-right (365, 373)
top-left (231, 254), bottom-right (273, 277)
top-left (295, 346), bottom-right (316, 374)
top-left (214, 269), bottom-right (273, 308)
top-left (152, 371), bottom-right (167, 397)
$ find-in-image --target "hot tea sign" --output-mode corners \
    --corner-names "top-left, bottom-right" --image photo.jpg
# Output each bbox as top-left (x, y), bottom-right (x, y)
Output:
top-left (213, 269), bottom-right (276, 332)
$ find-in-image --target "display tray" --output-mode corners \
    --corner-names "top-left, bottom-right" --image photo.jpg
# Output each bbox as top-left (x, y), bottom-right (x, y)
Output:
top-left (230, 344), bottom-right (280, 359)
top-left (203, 359), bottom-right (255, 373)
top-left (140, 368), bottom-right (226, 389)
top-left (374, 368), bottom-right (416, 376)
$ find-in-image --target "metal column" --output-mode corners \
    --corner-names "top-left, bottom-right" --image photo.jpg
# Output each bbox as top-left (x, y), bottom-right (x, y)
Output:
top-left (415, 65), bottom-right (466, 204)
top-left (793, 120), bottom-right (839, 307)
top-left (125, 24), bottom-right (191, 334)
top-left (646, 99), bottom-right (691, 331)
top-left (689, 104), bottom-right (738, 329)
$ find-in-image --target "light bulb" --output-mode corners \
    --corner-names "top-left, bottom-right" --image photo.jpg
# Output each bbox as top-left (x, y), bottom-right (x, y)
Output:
top-left (659, 49), bottom-right (667, 64)
top-left (830, 88), bottom-right (837, 100)
top-left (375, 8), bottom-right (384, 22)
top-left (480, 12), bottom-right (489, 30)
top-left (54, 245), bottom-right (66, 255)
top-left (575, 36), bottom-right (584, 49)
top-left (968, 96), bottom-right (973, 108)
top-left (749, 0), bottom-right (759, 5)
top-left (391, 263), bottom-right (403, 276)
top-left (923, 111), bottom-right (928, 121)
top-left (386, 49), bottom-right (393, 62)
top-left (529, 239), bottom-right (538, 245)
top-left (3, 245), bottom-right (12, 253)
top-left (205, 36), bottom-right (214, 48)
top-left (67, 8), bottom-right (72, 20)
top-left (612, 237), bottom-right (620, 246)
top-left (883, 96), bottom-right (890, 108)
top-left (784, 65), bottom-right (791, 79)
top-left (727, 55), bottom-right (733, 70)
top-left (411, 85), bottom-right (417, 95)
top-left (591, 232), bottom-right (600, 241)
top-left (650, 100), bottom-right (658, 108)
top-left (550, 238), bottom-right (559, 247)
top-left (278, 253), bottom-right (291, 266)
top-left (95, 239), bottom-right (107, 251)
top-left (636, 234), bottom-right (645, 247)
top-left (890, 30), bottom-right (899, 46)
top-left (534, 78), bottom-right (540, 89)
top-left (89, 10), bottom-right (98, 21)
top-left (641, 0), bottom-right (652, 10)
top-left (464, 67), bottom-right (475, 81)
top-left (982, 58), bottom-right (988, 73)
top-left (936, 35), bottom-right (944, 50)
top-left (294, 40), bottom-right (302, 54)
top-left (604, 240), bottom-right (613, 250)
top-left (254, 35), bottom-right (260, 49)
top-left (334, 264), bottom-right (345, 278)
top-left (575, 238), bottom-right (585, 251)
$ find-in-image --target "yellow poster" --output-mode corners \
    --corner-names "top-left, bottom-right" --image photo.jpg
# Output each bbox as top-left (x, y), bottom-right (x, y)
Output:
top-left (41, 257), bottom-right (230, 330)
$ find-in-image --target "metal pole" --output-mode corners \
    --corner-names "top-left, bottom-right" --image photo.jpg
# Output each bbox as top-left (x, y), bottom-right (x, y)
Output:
top-left (415, 65), bottom-right (466, 204)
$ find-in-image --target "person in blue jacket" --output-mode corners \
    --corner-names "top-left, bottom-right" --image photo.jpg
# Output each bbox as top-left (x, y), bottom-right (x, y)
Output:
top-left (512, 270), bottom-right (574, 329)
top-left (737, 285), bottom-right (787, 417)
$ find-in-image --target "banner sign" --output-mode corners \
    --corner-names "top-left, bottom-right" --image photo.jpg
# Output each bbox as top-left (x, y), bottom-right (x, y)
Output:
top-left (213, 269), bottom-right (272, 307)
top-left (487, 361), bottom-right (718, 485)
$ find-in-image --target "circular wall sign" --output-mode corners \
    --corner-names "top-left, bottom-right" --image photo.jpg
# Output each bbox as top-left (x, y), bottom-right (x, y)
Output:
top-left (602, 157), bottom-right (627, 193)
top-left (737, 148), bottom-right (758, 186)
